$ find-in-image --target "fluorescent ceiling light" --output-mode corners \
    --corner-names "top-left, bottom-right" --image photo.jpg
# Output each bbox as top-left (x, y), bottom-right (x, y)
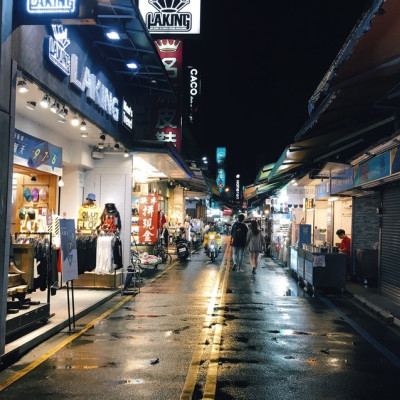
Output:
top-left (127, 62), bottom-right (138, 69)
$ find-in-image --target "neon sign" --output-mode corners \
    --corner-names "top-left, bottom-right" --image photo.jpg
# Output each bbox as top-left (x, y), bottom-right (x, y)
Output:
top-left (27, 0), bottom-right (78, 15)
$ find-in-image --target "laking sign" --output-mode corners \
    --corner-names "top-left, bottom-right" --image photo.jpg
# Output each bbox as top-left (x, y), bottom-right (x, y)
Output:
top-left (26, 0), bottom-right (79, 15)
top-left (139, 0), bottom-right (201, 34)
top-left (44, 24), bottom-right (121, 123)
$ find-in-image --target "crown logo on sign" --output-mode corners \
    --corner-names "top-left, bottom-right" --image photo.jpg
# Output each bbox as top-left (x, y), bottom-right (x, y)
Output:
top-left (149, 0), bottom-right (190, 13)
top-left (51, 24), bottom-right (70, 50)
top-left (155, 39), bottom-right (181, 53)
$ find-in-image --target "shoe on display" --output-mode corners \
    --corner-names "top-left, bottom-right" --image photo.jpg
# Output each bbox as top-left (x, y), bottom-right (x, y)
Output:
top-left (9, 262), bottom-right (25, 274)
top-left (232, 264), bottom-right (237, 271)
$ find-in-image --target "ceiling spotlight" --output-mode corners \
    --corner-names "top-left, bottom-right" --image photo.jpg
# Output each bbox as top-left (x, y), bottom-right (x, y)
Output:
top-left (71, 115), bottom-right (79, 126)
top-left (114, 142), bottom-right (120, 150)
top-left (50, 100), bottom-right (59, 113)
top-left (99, 132), bottom-right (106, 141)
top-left (81, 131), bottom-right (88, 138)
top-left (106, 31), bottom-right (120, 40)
top-left (17, 80), bottom-right (28, 93)
top-left (30, 175), bottom-right (37, 182)
top-left (58, 177), bottom-right (64, 187)
top-left (126, 62), bottom-right (138, 70)
top-left (80, 120), bottom-right (87, 131)
top-left (58, 106), bottom-right (68, 119)
top-left (124, 149), bottom-right (129, 158)
top-left (98, 142), bottom-right (104, 150)
top-left (26, 101), bottom-right (36, 110)
top-left (40, 94), bottom-right (51, 108)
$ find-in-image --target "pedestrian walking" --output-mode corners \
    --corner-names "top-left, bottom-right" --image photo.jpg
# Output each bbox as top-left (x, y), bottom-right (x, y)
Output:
top-left (230, 214), bottom-right (248, 272)
top-left (246, 220), bottom-right (265, 275)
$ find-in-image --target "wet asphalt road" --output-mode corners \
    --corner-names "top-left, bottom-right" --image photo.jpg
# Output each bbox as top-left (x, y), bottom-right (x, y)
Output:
top-left (1, 236), bottom-right (400, 399)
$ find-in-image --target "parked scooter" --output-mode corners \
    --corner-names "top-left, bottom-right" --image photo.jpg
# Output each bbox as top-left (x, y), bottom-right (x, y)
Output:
top-left (176, 227), bottom-right (191, 261)
top-left (191, 230), bottom-right (201, 252)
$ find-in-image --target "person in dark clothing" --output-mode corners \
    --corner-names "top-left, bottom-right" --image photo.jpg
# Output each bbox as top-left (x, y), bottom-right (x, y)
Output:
top-left (230, 214), bottom-right (248, 272)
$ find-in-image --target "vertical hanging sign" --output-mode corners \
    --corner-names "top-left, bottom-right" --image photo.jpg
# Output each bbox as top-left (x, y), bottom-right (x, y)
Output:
top-left (151, 39), bottom-right (183, 151)
top-left (138, 195), bottom-right (159, 244)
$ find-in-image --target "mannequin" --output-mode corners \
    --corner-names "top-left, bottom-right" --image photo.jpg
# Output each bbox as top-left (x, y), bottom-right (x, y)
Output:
top-left (77, 193), bottom-right (101, 233)
top-left (100, 203), bottom-right (121, 233)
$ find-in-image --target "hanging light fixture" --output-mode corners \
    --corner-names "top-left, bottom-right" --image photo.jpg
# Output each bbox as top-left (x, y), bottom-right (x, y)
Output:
top-left (58, 177), bottom-right (65, 187)
top-left (50, 100), bottom-right (60, 113)
top-left (17, 80), bottom-right (28, 93)
top-left (80, 120), bottom-right (87, 131)
top-left (71, 115), bottom-right (79, 126)
top-left (58, 105), bottom-right (68, 119)
top-left (26, 101), bottom-right (36, 110)
top-left (40, 94), bottom-right (51, 108)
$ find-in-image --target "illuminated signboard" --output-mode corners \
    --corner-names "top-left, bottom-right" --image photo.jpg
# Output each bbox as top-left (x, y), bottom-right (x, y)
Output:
top-left (122, 99), bottom-right (133, 131)
top-left (216, 147), bottom-right (226, 193)
top-left (139, 0), bottom-right (201, 34)
top-left (26, 0), bottom-right (79, 15)
top-left (44, 25), bottom-right (119, 122)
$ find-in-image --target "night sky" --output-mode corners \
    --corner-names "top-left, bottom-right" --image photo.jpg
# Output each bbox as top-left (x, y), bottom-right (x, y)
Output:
top-left (186, 0), bottom-right (372, 188)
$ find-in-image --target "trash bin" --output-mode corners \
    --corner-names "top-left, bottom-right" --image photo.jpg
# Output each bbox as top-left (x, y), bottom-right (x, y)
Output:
top-left (356, 249), bottom-right (378, 281)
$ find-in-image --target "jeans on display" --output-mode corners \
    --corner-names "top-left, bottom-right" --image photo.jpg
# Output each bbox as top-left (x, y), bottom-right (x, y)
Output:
top-left (232, 246), bottom-right (245, 270)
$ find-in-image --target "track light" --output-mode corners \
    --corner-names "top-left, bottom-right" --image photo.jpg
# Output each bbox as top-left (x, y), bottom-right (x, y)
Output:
top-left (98, 142), bottom-right (104, 150)
top-left (81, 131), bottom-right (88, 138)
top-left (40, 94), bottom-right (51, 108)
top-left (26, 101), bottom-right (36, 110)
top-left (58, 106), bottom-right (68, 119)
top-left (58, 177), bottom-right (64, 187)
top-left (124, 149), bottom-right (129, 158)
top-left (99, 132), bottom-right (106, 141)
top-left (114, 142), bottom-right (120, 150)
top-left (50, 100), bottom-right (59, 113)
top-left (71, 115), bottom-right (79, 126)
top-left (80, 120), bottom-right (87, 131)
top-left (31, 175), bottom-right (37, 182)
top-left (17, 80), bottom-right (28, 93)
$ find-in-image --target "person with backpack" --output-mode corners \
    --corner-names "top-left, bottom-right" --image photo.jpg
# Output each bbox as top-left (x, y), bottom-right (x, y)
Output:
top-left (230, 214), bottom-right (248, 272)
top-left (246, 220), bottom-right (266, 275)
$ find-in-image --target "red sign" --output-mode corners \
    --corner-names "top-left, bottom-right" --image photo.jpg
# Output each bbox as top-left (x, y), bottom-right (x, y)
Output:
top-left (138, 195), bottom-right (159, 244)
top-left (151, 39), bottom-right (183, 151)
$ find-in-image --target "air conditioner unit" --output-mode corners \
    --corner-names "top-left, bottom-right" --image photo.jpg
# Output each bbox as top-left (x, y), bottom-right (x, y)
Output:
top-left (91, 150), bottom-right (103, 159)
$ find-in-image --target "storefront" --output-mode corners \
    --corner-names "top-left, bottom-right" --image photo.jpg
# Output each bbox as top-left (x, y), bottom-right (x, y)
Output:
top-left (1, 3), bottom-right (193, 357)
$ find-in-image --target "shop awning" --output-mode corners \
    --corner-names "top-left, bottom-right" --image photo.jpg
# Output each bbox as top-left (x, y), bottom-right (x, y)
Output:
top-left (129, 140), bottom-right (193, 180)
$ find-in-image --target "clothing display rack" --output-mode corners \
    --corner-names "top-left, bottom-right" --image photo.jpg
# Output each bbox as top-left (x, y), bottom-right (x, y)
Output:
top-left (6, 232), bottom-right (53, 340)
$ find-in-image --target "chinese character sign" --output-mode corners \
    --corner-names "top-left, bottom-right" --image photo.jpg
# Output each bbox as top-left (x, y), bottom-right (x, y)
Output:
top-left (151, 39), bottom-right (183, 151)
top-left (138, 195), bottom-right (159, 244)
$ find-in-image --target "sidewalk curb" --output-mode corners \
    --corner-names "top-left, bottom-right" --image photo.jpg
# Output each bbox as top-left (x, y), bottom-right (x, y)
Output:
top-left (353, 293), bottom-right (395, 324)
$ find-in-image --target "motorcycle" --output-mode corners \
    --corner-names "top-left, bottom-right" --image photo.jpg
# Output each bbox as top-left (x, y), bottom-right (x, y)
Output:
top-left (191, 230), bottom-right (201, 252)
top-left (176, 231), bottom-right (191, 261)
top-left (204, 232), bottom-right (220, 262)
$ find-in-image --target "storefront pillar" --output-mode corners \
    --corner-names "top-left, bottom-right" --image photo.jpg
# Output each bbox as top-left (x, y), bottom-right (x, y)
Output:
top-left (0, 0), bottom-right (16, 355)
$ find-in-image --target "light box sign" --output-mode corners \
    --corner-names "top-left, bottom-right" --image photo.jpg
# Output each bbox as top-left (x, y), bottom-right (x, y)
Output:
top-left (122, 99), bottom-right (133, 132)
top-left (354, 151), bottom-right (390, 186)
top-left (138, 195), bottom-right (159, 244)
top-left (14, 129), bottom-right (63, 176)
top-left (330, 167), bottom-right (354, 194)
top-left (26, 0), bottom-right (79, 15)
top-left (150, 39), bottom-right (183, 150)
top-left (139, 0), bottom-right (201, 34)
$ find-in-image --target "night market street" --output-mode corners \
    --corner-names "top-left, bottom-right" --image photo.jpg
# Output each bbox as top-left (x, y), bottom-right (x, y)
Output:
top-left (1, 236), bottom-right (400, 400)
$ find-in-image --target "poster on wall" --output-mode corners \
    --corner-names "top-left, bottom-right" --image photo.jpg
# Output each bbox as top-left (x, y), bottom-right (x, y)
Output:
top-left (138, 195), bottom-right (159, 244)
top-left (59, 219), bottom-right (79, 282)
top-left (14, 129), bottom-right (63, 176)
